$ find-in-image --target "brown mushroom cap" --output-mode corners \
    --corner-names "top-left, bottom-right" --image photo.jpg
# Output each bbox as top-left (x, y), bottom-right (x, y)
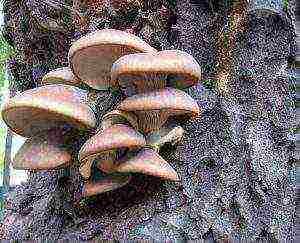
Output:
top-left (78, 124), bottom-right (146, 175)
top-left (41, 67), bottom-right (82, 87)
top-left (111, 50), bottom-right (201, 94)
top-left (1, 84), bottom-right (96, 137)
top-left (115, 148), bottom-right (180, 181)
top-left (82, 174), bottom-right (131, 197)
top-left (69, 29), bottom-right (157, 90)
top-left (13, 129), bottom-right (72, 170)
top-left (117, 87), bottom-right (200, 133)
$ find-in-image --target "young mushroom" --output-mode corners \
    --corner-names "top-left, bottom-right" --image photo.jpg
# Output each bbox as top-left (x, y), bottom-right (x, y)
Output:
top-left (117, 87), bottom-right (200, 134)
top-left (78, 124), bottom-right (146, 178)
top-left (1, 84), bottom-right (96, 137)
top-left (41, 67), bottom-right (83, 87)
top-left (111, 50), bottom-right (202, 96)
top-left (80, 173), bottom-right (132, 198)
top-left (68, 28), bottom-right (157, 90)
top-left (145, 125), bottom-right (185, 151)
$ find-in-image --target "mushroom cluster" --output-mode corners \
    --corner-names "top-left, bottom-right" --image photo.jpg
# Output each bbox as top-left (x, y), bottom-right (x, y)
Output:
top-left (1, 28), bottom-right (201, 201)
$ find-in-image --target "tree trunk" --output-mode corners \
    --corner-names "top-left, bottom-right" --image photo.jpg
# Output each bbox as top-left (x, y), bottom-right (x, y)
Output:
top-left (0, 0), bottom-right (297, 241)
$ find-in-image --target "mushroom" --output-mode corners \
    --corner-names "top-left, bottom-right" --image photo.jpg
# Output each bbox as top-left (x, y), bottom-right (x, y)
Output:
top-left (111, 50), bottom-right (201, 96)
top-left (41, 67), bottom-right (104, 115)
top-left (1, 84), bottom-right (96, 137)
top-left (69, 29), bottom-right (157, 90)
top-left (115, 148), bottom-right (180, 181)
top-left (78, 124), bottom-right (146, 177)
top-left (145, 125), bottom-right (185, 151)
top-left (12, 128), bottom-right (74, 170)
top-left (117, 87), bottom-right (200, 134)
top-left (41, 67), bottom-right (83, 87)
top-left (81, 174), bottom-right (132, 198)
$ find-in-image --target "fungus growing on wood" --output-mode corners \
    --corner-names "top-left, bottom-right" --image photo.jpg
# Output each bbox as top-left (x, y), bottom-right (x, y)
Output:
top-left (12, 128), bottom-right (73, 170)
top-left (78, 124), bottom-right (146, 177)
top-left (146, 125), bottom-right (185, 151)
top-left (117, 87), bottom-right (200, 134)
top-left (69, 29), bottom-right (157, 90)
top-left (41, 67), bottom-right (82, 87)
top-left (111, 50), bottom-right (201, 96)
top-left (81, 173), bottom-right (132, 198)
top-left (115, 148), bottom-right (180, 181)
top-left (1, 84), bottom-right (96, 137)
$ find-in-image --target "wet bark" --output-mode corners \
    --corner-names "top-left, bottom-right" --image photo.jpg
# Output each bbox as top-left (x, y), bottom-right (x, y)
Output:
top-left (0, 0), bottom-right (297, 241)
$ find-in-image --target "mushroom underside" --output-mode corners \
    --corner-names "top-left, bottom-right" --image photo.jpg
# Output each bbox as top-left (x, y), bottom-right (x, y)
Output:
top-left (133, 109), bottom-right (192, 134)
top-left (13, 131), bottom-right (73, 170)
top-left (116, 73), bottom-right (167, 96)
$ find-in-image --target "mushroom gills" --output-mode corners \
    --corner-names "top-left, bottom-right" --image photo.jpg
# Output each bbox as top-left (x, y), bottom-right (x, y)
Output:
top-left (135, 110), bottom-right (172, 134)
top-left (95, 148), bottom-right (128, 173)
top-left (118, 73), bottom-right (167, 96)
top-left (101, 110), bottom-right (139, 131)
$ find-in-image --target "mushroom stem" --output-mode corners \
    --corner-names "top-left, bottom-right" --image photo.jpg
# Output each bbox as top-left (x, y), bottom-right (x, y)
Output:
top-left (136, 110), bottom-right (170, 134)
top-left (100, 110), bottom-right (139, 131)
top-left (146, 126), bottom-right (185, 152)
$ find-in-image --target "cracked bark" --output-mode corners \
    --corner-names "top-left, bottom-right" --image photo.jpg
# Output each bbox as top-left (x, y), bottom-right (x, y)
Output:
top-left (0, 0), bottom-right (297, 241)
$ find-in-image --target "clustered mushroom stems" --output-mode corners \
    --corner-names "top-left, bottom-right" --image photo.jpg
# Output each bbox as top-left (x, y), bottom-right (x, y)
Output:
top-left (2, 22), bottom-right (201, 198)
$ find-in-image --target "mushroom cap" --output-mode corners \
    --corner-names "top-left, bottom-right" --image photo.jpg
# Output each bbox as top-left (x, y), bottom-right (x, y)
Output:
top-left (41, 67), bottom-right (82, 87)
top-left (13, 129), bottom-right (72, 170)
top-left (111, 50), bottom-right (201, 91)
top-left (101, 109), bottom-right (139, 131)
top-left (1, 84), bottom-right (96, 137)
top-left (69, 29), bottom-right (157, 90)
top-left (78, 124), bottom-right (146, 162)
top-left (117, 87), bottom-right (200, 118)
top-left (82, 174), bottom-right (131, 197)
top-left (115, 148), bottom-right (180, 181)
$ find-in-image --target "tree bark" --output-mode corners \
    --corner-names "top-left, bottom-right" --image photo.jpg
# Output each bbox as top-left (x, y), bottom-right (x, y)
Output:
top-left (0, 0), bottom-right (297, 241)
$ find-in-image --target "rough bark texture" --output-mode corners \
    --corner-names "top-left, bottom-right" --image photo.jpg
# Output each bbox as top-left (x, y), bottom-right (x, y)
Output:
top-left (0, 0), bottom-right (297, 241)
